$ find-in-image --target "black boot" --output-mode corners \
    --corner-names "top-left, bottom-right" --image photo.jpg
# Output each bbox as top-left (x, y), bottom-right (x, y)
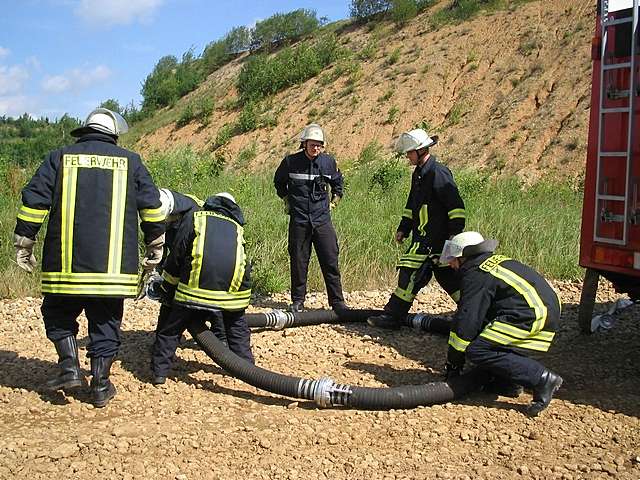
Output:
top-left (46, 336), bottom-right (86, 391)
top-left (90, 356), bottom-right (116, 408)
top-left (527, 369), bottom-right (563, 417)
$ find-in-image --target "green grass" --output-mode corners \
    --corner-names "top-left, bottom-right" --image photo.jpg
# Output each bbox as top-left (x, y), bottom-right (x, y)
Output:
top-left (0, 151), bottom-right (584, 298)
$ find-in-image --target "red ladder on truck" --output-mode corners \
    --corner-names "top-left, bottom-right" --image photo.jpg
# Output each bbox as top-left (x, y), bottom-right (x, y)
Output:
top-left (594, 0), bottom-right (638, 245)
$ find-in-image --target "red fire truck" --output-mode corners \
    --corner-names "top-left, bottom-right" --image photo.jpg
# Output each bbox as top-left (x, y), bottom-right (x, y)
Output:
top-left (579, 0), bottom-right (639, 332)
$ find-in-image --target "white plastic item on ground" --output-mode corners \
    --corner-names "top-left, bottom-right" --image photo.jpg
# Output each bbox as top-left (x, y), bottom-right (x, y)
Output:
top-left (590, 297), bottom-right (635, 333)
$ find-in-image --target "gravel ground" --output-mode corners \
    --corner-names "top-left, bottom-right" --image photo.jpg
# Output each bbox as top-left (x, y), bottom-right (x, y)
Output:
top-left (0, 282), bottom-right (639, 480)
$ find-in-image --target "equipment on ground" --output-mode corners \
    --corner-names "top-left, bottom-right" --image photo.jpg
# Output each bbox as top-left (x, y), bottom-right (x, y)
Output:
top-left (579, 0), bottom-right (640, 332)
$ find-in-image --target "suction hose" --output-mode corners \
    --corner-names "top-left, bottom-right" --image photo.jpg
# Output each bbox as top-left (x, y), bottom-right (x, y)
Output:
top-left (187, 319), bottom-right (486, 409)
top-left (244, 308), bottom-right (383, 329)
top-left (245, 309), bottom-right (452, 336)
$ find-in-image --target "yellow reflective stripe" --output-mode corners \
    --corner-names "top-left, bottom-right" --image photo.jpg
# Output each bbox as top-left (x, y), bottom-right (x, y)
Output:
top-left (492, 264), bottom-right (547, 333)
top-left (448, 208), bottom-right (466, 219)
top-left (448, 332), bottom-right (470, 352)
top-left (42, 272), bottom-right (137, 283)
top-left (491, 321), bottom-right (555, 341)
top-left (229, 225), bottom-right (246, 292)
top-left (394, 285), bottom-right (415, 302)
top-left (108, 167), bottom-right (127, 274)
top-left (140, 207), bottom-right (164, 223)
top-left (188, 213), bottom-right (207, 287)
top-left (42, 283), bottom-right (137, 296)
top-left (162, 271), bottom-right (179, 285)
top-left (418, 205), bottom-right (428, 235)
top-left (184, 194), bottom-right (204, 207)
top-left (177, 284), bottom-right (251, 300)
top-left (479, 255), bottom-right (510, 272)
top-left (61, 164), bottom-right (78, 273)
top-left (174, 291), bottom-right (250, 309)
top-left (397, 261), bottom-right (423, 269)
top-left (402, 208), bottom-right (412, 219)
top-left (479, 329), bottom-right (552, 352)
top-left (17, 205), bottom-right (48, 223)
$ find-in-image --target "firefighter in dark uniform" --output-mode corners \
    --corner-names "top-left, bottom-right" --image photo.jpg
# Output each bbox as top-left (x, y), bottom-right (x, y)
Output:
top-left (368, 129), bottom-right (465, 329)
top-left (441, 231), bottom-right (563, 417)
top-left (13, 108), bottom-right (165, 407)
top-left (153, 188), bottom-right (226, 345)
top-left (274, 123), bottom-right (347, 312)
top-left (150, 193), bottom-right (254, 384)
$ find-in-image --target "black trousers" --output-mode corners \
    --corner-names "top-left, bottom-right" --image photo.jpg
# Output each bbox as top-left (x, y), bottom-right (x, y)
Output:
top-left (152, 304), bottom-right (254, 377)
top-left (384, 262), bottom-right (460, 320)
top-left (288, 220), bottom-right (344, 306)
top-left (156, 304), bottom-right (227, 344)
top-left (466, 338), bottom-right (545, 389)
top-left (41, 295), bottom-right (123, 358)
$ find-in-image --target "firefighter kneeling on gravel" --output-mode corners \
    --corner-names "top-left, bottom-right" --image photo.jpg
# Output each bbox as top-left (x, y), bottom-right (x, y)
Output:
top-left (150, 193), bottom-right (254, 385)
top-left (13, 108), bottom-right (165, 408)
top-left (441, 231), bottom-right (563, 417)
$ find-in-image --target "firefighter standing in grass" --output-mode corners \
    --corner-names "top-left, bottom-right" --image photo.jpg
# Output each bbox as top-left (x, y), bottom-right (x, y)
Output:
top-left (150, 193), bottom-right (254, 384)
top-left (441, 231), bottom-right (563, 417)
top-left (368, 128), bottom-right (466, 329)
top-left (13, 108), bottom-right (165, 407)
top-left (274, 124), bottom-right (347, 313)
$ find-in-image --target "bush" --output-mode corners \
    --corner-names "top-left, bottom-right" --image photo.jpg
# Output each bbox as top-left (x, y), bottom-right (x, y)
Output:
top-left (350, 0), bottom-right (392, 20)
top-left (237, 34), bottom-right (342, 103)
top-left (370, 157), bottom-right (405, 193)
top-left (176, 103), bottom-right (195, 128)
top-left (251, 9), bottom-right (321, 51)
top-left (392, 0), bottom-right (418, 25)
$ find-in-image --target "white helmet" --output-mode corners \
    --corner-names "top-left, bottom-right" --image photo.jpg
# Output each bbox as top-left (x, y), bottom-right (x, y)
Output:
top-left (216, 192), bottom-right (236, 204)
top-left (158, 188), bottom-right (175, 220)
top-left (71, 107), bottom-right (129, 137)
top-left (300, 123), bottom-right (325, 144)
top-left (439, 231), bottom-right (498, 264)
top-left (395, 129), bottom-right (437, 154)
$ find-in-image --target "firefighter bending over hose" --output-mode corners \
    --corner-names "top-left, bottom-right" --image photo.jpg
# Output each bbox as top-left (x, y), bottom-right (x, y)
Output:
top-left (441, 231), bottom-right (563, 417)
top-left (13, 108), bottom-right (165, 408)
top-left (150, 193), bottom-right (254, 385)
top-left (368, 128), bottom-right (465, 329)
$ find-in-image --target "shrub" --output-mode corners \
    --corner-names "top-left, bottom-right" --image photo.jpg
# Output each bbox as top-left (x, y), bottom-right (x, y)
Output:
top-left (350, 0), bottom-right (392, 20)
top-left (250, 9), bottom-right (321, 51)
top-left (392, 0), bottom-right (418, 25)
top-left (370, 157), bottom-right (405, 193)
top-left (176, 103), bottom-right (195, 128)
top-left (386, 47), bottom-right (402, 65)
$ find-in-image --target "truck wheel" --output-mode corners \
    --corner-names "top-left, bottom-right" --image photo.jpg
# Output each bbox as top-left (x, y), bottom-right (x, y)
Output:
top-left (578, 268), bottom-right (600, 334)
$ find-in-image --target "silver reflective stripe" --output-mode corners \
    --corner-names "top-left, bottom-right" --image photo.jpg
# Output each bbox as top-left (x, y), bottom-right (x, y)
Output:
top-left (289, 173), bottom-right (332, 180)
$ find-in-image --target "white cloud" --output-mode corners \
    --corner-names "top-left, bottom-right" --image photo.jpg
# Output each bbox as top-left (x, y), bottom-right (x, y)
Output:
top-left (0, 95), bottom-right (38, 117)
top-left (42, 65), bottom-right (112, 93)
top-left (0, 65), bottom-right (29, 95)
top-left (0, 47), bottom-right (10, 58)
top-left (75, 0), bottom-right (164, 26)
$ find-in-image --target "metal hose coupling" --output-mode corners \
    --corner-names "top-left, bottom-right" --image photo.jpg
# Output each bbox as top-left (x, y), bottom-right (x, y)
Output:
top-left (409, 313), bottom-right (432, 331)
top-left (297, 377), bottom-right (353, 407)
top-left (264, 309), bottom-right (294, 330)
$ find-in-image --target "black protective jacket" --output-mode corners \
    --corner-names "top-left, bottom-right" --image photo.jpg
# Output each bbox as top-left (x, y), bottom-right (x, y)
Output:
top-left (15, 133), bottom-right (164, 297)
top-left (164, 190), bottom-right (203, 251)
top-left (448, 253), bottom-right (561, 355)
top-left (161, 196), bottom-right (251, 312)
top-left (395, 155), bottom-right (465, 269)
top-left (274, 150), bottom-right (343, 226)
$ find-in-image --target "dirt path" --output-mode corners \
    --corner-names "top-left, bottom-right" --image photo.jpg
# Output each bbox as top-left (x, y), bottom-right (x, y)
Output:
top-left (0, 283), bottom-right (639, 479)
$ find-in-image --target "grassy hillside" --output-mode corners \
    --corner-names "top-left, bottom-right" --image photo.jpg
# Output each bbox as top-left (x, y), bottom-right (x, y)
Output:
top-left (125, 0), bottom-right (595, 183)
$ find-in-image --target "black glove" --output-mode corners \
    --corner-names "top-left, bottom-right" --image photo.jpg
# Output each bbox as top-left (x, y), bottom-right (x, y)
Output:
top-left (445, 345), bottom-right (466, 379)
top-left (157, 280), bottom-right (176, 305)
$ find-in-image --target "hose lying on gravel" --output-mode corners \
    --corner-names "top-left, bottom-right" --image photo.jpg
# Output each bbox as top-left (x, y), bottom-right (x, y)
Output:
top-left (244, 309), bottom-right (383, 329)
top-left (187, 319), bottom-right (487, 409)
top-left (246, 308), bottom-right (452, 336)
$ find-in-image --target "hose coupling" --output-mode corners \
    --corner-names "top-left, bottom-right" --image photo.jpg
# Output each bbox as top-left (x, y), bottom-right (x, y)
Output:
top-left (312, 377), bottom-right (353, 407)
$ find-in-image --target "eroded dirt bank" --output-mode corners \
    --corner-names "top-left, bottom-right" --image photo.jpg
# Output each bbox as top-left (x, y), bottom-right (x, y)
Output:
top-left (0, 283), bottom-right (639, 479)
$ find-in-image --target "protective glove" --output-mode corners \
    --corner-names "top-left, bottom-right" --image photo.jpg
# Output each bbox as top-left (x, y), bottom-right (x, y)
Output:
top-left (14, 234), bottom-right (37, 273)
top-left (445, 345), bottom-right (466, 379)
top-left (395, 230), bottom-right (406, 243)
top-left (283, 197), bottom-right (290, 215)
top-left (141, 233), bottom-right (165, 272)
top-left (330, 195), bottom-right (341, 210)
top-left (157, 280), bottom-right (176, 305)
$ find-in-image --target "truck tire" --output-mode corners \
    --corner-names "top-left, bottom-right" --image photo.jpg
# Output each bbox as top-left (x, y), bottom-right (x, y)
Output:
top-left (578, 268), bottom-right (600, 334)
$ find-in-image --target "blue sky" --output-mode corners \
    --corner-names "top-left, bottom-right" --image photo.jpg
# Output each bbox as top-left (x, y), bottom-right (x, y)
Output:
top-left (0, 0), bottom-right (349, 120)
